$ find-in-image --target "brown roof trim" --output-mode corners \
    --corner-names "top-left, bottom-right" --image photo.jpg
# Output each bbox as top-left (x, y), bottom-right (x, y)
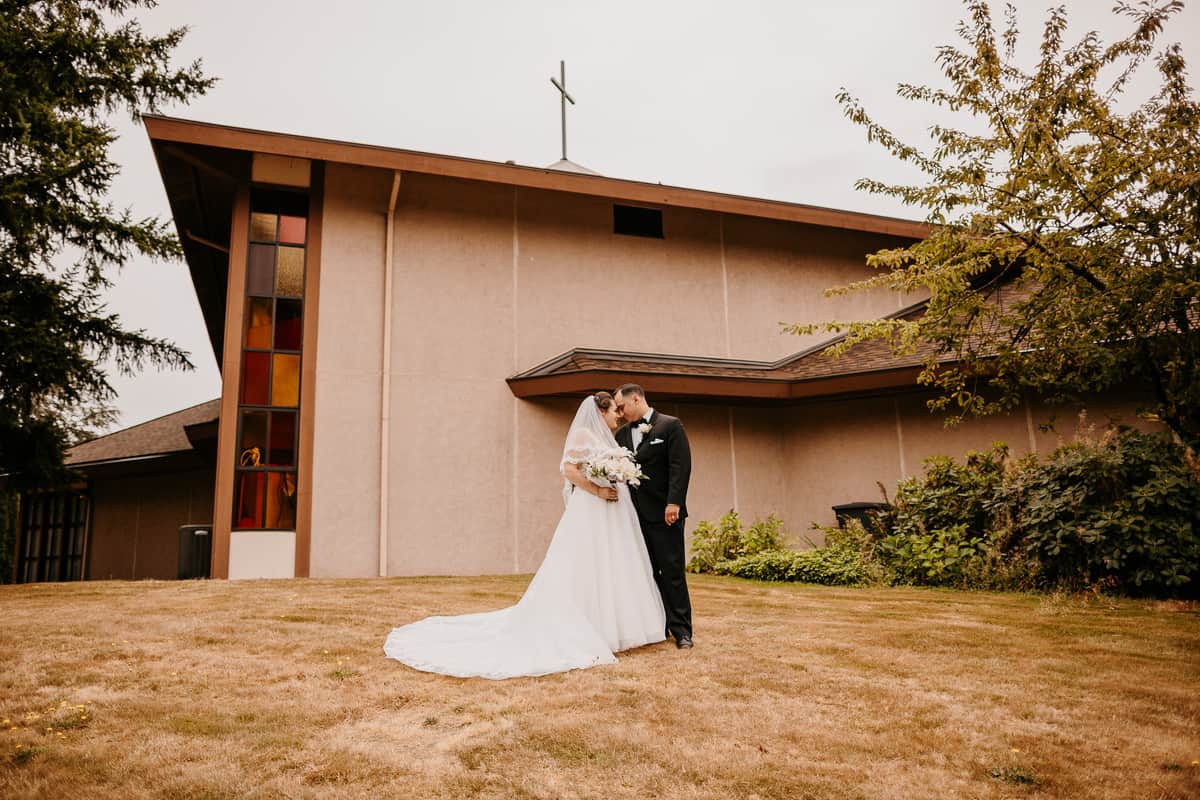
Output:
top-left (511, 298), bottom-right (933, 382)
top-left (142, 115), bottom-right (929, 239)
top-left (507, 365), bottom-right (927, 402)
top-left (66, 451), bottom-right (190, 470)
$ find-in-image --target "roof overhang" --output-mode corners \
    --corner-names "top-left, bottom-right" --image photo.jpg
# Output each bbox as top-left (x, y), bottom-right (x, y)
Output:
top-left (146, 130), bottom-right (249, 366)
top-left (143, 116), bottom-right (933, 402)
top-left (506, 364), bottom-right (927, 404)
top-left (143, 114), bottom-right (929, 240)
top-left (507, 298), bottom-right (940, 404)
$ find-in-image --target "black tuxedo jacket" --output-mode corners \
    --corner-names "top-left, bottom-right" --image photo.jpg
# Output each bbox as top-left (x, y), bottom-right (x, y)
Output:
top-left (616, 410), bottom-right (692, 525)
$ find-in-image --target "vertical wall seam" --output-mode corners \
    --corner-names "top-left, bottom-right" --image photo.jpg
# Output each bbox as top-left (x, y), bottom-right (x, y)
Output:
top-left (728, 408), bottom-right (739, 511)
top-left (719, 214), bottom-right (732, 357)
top-left (894, 399), bottom-right (908, 479)
top-left (512, 187), bottom-right (520, 573)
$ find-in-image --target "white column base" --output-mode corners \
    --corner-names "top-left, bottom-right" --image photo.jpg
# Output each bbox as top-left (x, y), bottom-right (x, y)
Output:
top-left (229, 531), bottom-right (296, 579)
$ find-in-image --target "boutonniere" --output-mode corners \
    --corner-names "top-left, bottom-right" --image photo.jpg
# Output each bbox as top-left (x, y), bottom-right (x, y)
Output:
top-left (636, 422), bottom-right (653, 436)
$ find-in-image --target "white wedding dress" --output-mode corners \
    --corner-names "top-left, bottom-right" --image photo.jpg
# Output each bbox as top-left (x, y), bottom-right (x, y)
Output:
top-left (382, 398), bottom-right (667, 679)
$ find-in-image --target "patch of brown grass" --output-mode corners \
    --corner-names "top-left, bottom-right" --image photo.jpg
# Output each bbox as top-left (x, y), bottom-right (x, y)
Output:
top-left (1, 576), bottom-right (1198, 799)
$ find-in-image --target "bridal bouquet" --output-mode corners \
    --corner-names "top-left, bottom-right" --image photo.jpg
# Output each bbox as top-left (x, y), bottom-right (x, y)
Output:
top-left (585, 447), bottom-right (647, 488)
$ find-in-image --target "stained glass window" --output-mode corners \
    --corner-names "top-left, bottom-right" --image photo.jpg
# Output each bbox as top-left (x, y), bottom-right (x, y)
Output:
top-left (245, 297), bottom-right (273, 349)
top-left (250, 212), bottom-right (277, 242)
top-left (276, 247), bottom-right (304, 297)
top-left (271, 353), bottom-right (300, 407)
top-left (278, 215), bottom-right (306, 244)
top-left (268, 411), bottom-right (296, 466)
top-left (247, 244), bottom-right (274, 296)
top-left (241, 352), bottom-right (270, 405)
top-left (274, 299), bottom-right (302, 351)
top-left (233, 187), bottom-right (308, 530)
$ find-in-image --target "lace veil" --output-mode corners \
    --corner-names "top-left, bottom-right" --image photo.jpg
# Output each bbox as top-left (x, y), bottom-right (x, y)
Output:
top-left (559, 395), bottom-right (618, 505)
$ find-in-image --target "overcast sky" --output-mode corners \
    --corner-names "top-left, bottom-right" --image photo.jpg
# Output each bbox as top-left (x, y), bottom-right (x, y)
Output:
top-left (97, 0), bottom-right (1199, 433)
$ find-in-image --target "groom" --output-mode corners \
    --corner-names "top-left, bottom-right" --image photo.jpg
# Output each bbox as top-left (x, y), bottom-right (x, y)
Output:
top-left (613, 384), bottom-right (694, 649)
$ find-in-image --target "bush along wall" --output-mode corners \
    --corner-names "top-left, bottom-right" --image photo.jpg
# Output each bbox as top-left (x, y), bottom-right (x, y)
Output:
top-left (687, 428), bottom-right (1200, 598)
top-left (687, 511), bottom-right (873, 587)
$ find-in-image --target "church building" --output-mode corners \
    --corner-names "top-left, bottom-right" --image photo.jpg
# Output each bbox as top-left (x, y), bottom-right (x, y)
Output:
top-left (4, 114), bottom-right (1154, 583)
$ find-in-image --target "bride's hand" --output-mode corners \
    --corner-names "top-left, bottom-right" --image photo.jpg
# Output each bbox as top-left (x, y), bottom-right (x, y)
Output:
top-left (596, 487), bottom-right (618, 501)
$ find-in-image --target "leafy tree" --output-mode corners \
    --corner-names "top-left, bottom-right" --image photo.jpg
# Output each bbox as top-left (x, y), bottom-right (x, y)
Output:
top-left (790, 1), bottom-right (1199, 451)
top-left (0, 0), bottom-right (214, 488)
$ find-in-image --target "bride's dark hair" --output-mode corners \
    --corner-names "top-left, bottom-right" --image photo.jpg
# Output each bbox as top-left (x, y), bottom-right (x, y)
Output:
top-left (592, 391), bottom-right (615, 411)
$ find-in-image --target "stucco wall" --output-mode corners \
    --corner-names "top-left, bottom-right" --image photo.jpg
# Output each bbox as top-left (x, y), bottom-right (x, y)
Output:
top-left (307, 164), bottom-right (1154, 576)
top-left (309, 164), bottom-right (389, 577)
top-left (780, 390), bottom-right (1161, 540)
top-left (310, 168), bottom-right (908, 576)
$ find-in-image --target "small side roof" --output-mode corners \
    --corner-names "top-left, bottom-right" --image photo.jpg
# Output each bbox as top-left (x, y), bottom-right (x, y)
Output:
top-left (507, 301), bottom-right (944, 402)
top-left (66, 399), bottom-right (221, 467)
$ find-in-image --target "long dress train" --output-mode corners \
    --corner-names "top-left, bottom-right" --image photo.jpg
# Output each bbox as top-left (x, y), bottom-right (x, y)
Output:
top-left (383, 403), bottom-right (666, 679)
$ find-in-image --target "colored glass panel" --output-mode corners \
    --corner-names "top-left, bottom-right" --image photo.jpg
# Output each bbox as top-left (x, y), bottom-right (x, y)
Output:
top-left (250, 212), bottom-right (277, 241)
top-left (233, 471), bottom-right (265, 529)
top-left (241, 351), bottom-right (270, 405)
top-left (247, 244), bottom-right (275, 296)
top-left (278, 215), bottom-right (306, 244)
top-left (239, 410), bottom-right (268, 466)
top-left (276, 246), bottom-right (304, 297)
top-left (271, 353), bottom-right (300, 406)
top-left (265, 472), bottom-right (297, 529)
top-left (274, 299), bottom-right (302, 351)
top-left (268, 411), bottom-right (296, 466)
top-left (244, 297), bottom-right (273, 349)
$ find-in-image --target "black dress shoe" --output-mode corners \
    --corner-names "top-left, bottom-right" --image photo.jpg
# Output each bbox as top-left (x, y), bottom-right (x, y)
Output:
top-left (675, 635), bottom-right (693, 649)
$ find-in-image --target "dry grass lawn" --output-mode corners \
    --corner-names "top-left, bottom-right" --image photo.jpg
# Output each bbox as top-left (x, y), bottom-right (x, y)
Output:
top-left (1, 574), bottom-right (1197, 799)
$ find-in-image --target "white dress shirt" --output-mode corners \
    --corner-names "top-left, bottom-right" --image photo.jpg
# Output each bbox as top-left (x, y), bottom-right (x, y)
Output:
top-left (631, 408), bottom-right (654, 450)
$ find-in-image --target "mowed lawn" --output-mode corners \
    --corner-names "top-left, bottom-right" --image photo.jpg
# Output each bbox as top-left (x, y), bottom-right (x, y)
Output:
top-left (1, 575), bottom-right (1197, 800)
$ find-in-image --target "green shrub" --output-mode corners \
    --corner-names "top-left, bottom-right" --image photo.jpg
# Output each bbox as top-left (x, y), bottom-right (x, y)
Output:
top-left (881, 443), bottom-right (1015, 541)
top-left (688, 427), bottom-right (1198, 597)
top-left (997, 427), bottom-right (1200, 597)
top-left (878, 523), bottom-right (985, 586)
top-left (711, 546), bottom-right (867, 586)
top-left (687, 511), bottom-right (785, 573)
top-left (689, 512), bottom-right (872, 586)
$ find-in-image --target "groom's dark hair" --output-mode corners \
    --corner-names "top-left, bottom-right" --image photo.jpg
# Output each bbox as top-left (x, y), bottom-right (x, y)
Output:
top-left (615, 383), bottom-right (645, 399)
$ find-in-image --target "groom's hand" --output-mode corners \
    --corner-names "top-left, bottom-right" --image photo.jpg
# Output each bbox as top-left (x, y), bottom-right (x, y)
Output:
top-left (665, 504), bottom-right (680, 525)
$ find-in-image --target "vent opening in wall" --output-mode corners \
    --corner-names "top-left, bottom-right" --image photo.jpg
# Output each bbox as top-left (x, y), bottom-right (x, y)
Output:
top-left (613, 204), bottom-right (663, 238)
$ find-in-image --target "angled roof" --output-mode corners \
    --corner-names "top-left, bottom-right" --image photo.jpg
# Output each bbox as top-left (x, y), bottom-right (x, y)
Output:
top-left (66, 399), bottom-right (221, 467)
top-left (507, 276), bottom-right (1050, 402)
top-left (507, 301), bottom-right (945, 402)
top-left (142, 114), bottom-right (929, 239)
top-left (143, 115), bottom-right (936, 405)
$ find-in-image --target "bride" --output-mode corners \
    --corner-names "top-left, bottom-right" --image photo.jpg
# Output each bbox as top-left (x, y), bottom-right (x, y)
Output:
top-left (382, 392), bottom-right (667, 679)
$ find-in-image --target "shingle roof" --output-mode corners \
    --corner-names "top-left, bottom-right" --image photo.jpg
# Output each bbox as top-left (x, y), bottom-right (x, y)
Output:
top-left (65, 399), bottom-right (220, 466)
top-left (507, 280), bottom-right (1040, 401)
top-left (507, 299), bottom-right (941, 396)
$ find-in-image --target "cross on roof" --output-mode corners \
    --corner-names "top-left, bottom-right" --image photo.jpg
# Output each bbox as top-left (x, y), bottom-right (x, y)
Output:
top-left (549, 60), bottom-right (575, 161)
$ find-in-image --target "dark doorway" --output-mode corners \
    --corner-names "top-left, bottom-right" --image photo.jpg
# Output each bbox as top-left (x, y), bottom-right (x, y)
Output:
top-left (18, 490), bottom-right (89, 583)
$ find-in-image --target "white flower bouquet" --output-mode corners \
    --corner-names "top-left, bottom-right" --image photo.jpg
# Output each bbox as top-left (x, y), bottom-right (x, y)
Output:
top-left (585, 446), bottom-right (647, 488)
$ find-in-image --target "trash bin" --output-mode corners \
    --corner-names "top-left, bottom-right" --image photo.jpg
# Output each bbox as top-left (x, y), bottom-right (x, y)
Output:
top-left (831, 502), bottom-right (891, 531)
top-left (178, 524), bottom-right (212, 579)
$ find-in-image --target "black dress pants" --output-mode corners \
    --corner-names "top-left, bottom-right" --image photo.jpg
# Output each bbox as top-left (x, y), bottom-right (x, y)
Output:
top-left (641, 519), bottom-right (693, 639)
